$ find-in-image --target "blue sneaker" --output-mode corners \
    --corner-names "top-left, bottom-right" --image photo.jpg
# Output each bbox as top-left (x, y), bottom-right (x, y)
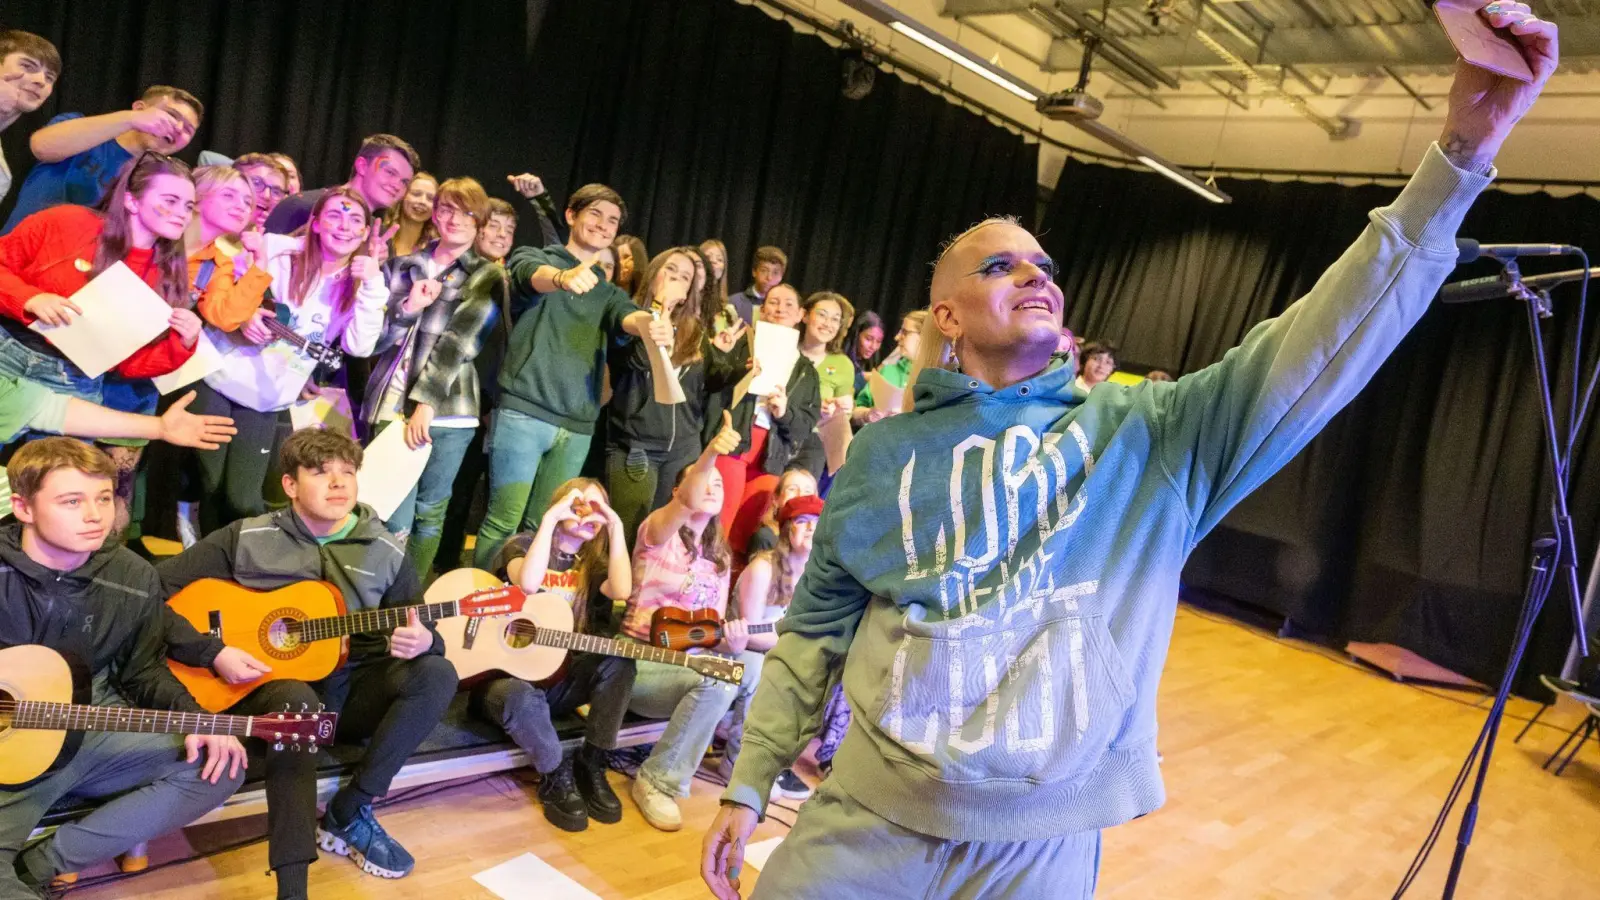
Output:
top-left (317, 805), bottom-right (415, 878)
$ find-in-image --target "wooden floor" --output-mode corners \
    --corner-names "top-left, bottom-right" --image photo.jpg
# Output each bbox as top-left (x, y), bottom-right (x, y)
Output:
top-left (67, 606), bottom-right (1600, 899)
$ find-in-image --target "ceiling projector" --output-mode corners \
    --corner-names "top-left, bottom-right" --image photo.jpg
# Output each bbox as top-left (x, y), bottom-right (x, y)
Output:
top-left (1036, 89), bottom-right (1104, 121)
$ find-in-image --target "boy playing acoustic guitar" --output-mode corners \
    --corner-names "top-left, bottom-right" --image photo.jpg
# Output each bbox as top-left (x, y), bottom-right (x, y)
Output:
top-left (0, 438), bottom-right (244, 899)
top-left (157, 427), bottom-right (458, 882)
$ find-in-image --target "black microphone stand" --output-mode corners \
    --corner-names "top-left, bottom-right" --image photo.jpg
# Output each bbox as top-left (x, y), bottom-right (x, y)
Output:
top-left (1438, 259), bottom-right (1589, 899)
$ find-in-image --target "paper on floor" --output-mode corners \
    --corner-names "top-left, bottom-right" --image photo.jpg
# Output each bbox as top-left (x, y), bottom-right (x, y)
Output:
top-left (472, 852), bottom-right (600, 900)
top-left (743, 836), bottom-right (785, 871)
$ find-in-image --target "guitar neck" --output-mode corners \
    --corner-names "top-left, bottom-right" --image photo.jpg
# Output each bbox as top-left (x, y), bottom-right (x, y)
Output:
top-left (531, 628), bottom-right (698, 668)
top-left (297, 601), bottom-right (460, 642)
top-left (262, 318), bottom-right (311, 350)
top-left (749, 623), bottom-right (777, 636)
top-left (11, 702), bottom-right (250, 737)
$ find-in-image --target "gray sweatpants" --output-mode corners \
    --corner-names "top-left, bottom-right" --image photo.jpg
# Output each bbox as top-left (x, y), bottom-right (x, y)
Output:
top-left (0, 730), bottom-right (243, 898)
top-left (753, 779), bottom-right (1101, 900)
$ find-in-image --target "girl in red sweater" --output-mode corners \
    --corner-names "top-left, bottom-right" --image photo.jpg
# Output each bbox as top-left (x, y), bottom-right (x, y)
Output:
top-left (0, 152), bottom-right (202, 529)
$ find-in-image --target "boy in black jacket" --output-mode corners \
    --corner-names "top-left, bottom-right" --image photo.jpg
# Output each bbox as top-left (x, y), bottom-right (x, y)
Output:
top-left (0, 438), bottom-right (244, 899)
top-left (158, 428), bottom-right (458, 882)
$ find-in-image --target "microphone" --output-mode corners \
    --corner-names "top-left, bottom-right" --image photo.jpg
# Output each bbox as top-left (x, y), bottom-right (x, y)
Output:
top-left (1438, 267), bottom-right (1600, 304)
top-left (1456, 238), bottom-right (1581, 265)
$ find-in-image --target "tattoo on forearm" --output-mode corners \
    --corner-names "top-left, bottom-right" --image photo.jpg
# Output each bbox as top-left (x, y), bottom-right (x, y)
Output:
top-left (1441, 131), bottom-right (1495, 175)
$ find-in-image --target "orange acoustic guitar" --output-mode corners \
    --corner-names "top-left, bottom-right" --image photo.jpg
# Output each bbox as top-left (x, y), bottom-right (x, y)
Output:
top-left (649, 607), bottom-right (777, 652)
top-left (166, 578), bottom-right (526, 713)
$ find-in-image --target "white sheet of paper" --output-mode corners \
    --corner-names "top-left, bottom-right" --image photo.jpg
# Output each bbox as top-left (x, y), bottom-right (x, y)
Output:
top-left (747, 322), bottom-right (799, 398)
top-left (29, 262), bottom-right (174, 379)
top-left (151, 331), bottom-right (224, 394)
top-left (743, 836), bottom-right (786, 871)
top-left (357, 423), bottom-right (432, 521)
top-left (867, 370), bottom-right (905, 414)
top-left (289, 386), bottom-right (357, 441)
top-left (819, 410), bottom-right (852, 472)
top-left (472, 853), bottom-right (600, 900)
top-left (648, 314), bottom-right (686, 405)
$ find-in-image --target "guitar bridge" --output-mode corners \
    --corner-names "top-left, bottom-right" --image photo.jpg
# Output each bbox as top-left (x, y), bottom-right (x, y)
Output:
top-left (462, 617), bottom-right (479, 650)
top-left (207, 610), bottom-right (223, 639)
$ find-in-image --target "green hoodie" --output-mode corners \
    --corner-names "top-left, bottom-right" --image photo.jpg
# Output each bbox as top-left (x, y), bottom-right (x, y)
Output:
top-left (725, 144), bottom-right (1492, 842)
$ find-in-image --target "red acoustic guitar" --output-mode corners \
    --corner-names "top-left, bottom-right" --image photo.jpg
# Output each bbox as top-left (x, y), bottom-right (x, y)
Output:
top-left (166, 578), bottom-right (525, 712)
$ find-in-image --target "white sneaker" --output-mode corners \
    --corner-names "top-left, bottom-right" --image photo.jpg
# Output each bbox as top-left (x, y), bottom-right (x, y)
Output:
top-left (631, 777), bottom-right (682, 831)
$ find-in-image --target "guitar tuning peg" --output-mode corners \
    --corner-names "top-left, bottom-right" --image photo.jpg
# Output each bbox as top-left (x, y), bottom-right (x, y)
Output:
top-left (300, 702), bottom-right (310, 712)
top-left (291, 744), bottom-right (302, 752)
top-left (273, 742), bottom-right (284, 751)
top-left (308, 745), bottom-right (319, 754)
top-left (317, 703), bottom-right (326, 712)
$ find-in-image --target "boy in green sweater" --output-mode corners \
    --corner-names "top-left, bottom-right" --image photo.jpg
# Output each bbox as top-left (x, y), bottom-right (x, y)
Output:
top-left (473, 184), bottom-right (673, 568)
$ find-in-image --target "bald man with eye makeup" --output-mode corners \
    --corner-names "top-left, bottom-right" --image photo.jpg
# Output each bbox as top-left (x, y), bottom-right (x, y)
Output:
top-left (702, 6), bottom-right (1560, 898)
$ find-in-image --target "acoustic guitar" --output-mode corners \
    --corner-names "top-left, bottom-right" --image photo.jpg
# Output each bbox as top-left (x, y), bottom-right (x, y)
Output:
top-left (166, 578), bottom-right (526, 712)
top-left (430, 569), bottom-right (745, 686)
top-left (650, 607), bottom-right (777, 653)
top-left (0, 644), bottom-right (336, 788)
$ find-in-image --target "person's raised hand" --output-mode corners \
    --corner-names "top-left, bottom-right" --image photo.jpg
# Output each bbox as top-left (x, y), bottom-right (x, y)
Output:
top-left (406, 278), bottom-right (442, 315)
top-left (765, 384), bottom-right (788, 420)
top-left (507, 173), bottom-right (547, 199)
top-left (1440, 2), bottom-right (1559, 170)
top-left (711, 319), bottom-right (747, 353)
top-left (127, 106), bottom-right (183, 144)
top-left (560, 264), bottom-right (600, 295)
top-left (388, 607), bottom-right (432, 660)
top-left (708, 410), bottom-right (741, 457)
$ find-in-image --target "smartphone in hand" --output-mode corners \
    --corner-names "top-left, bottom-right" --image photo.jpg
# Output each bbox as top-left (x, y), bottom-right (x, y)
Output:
top-left (1433, 0), bottom-right (1535, 83)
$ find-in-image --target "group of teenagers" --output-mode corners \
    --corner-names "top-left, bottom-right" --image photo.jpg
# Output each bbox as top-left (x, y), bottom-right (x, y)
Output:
top-left (0, 26), bottom-right (916, 900)
top-left (0, 5), bottom-right (1561, 899)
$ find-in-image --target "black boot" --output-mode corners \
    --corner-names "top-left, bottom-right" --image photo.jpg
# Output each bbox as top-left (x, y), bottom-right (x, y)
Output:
top-left (537, 756), bottom-right (589, 832)
top-left (574, 743), bottom-right (623, 824)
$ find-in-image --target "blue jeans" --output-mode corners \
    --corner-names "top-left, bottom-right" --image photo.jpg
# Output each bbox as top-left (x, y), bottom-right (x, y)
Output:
top-left (629, 650), bottom-right (764, 797)
top-left (0, 331), bottom-right (101, 406)
top-left (472, 408), bottom-right (592, 570)
top-left (384, 423), bottom-right (476, 580)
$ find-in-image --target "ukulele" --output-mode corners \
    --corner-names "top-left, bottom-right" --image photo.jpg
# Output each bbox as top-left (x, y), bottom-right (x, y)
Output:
top-left (430, 569), bottom-right (745, 686)
top-left (650, 607), bottom-right (777, 653)
top-left (166, 578), bottom-right (526, 712)
top-left (0, 644), bottom-right (337, 788)
top-left (264, 294), bottom-right (343, 373)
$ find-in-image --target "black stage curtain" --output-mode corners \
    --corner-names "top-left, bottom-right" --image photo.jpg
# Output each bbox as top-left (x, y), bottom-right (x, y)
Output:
top-left (1042, 159), bottom-right (1600, 692)
top-left (0, 0), bottom-right (1037, 318)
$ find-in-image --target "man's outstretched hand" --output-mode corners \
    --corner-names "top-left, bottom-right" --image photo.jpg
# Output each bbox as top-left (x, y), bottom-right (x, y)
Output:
top-left (1440, 2), bottom-right (1559, 171)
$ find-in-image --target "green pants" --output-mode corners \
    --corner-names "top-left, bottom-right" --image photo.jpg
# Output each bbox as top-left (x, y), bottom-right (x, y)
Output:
top-left (752, 779), bottom-right (1101, 899)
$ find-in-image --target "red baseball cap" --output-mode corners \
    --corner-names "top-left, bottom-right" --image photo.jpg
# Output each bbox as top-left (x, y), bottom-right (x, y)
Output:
top-left (778, 494), bottom-right (824, 524)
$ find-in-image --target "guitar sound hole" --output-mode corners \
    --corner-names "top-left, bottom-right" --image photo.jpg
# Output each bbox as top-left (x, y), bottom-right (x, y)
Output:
top-left (503, 620), bottom-right (535, 650)
top-left (0, 688), bottom-right (12, 730)
top-left (260, 608), bottom-right (309, 659)
top-left (689, 628), bottom-right (712, 642)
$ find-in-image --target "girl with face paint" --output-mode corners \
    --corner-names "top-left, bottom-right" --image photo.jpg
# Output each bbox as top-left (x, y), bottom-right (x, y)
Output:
top-left (187, 187), bottom-right (389, 536)
top-left (184, 165), bottom-right (273, 334)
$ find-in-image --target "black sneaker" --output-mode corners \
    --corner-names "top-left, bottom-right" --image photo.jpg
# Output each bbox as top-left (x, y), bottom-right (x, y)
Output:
top-left (772, 769), bottom-right (813, 801)
top-left (574, 744), bottom-right (623, 824)
top-left (537, 757), bottom-right (589, 832)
